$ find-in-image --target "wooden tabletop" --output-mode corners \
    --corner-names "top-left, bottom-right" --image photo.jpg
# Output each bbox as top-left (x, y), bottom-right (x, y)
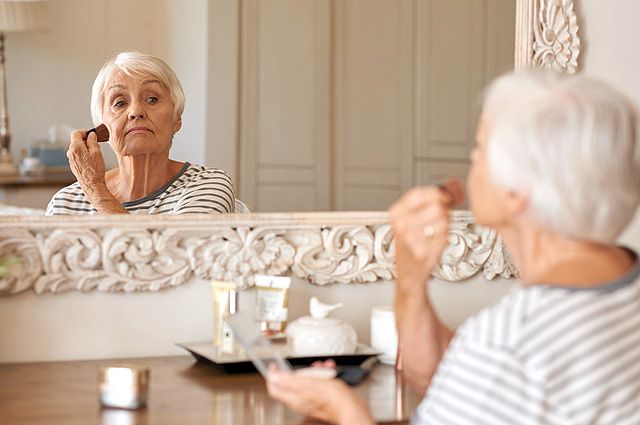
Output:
top-left (0, 171), bottom-right (76, 187)
top-left (0, 356), bottom-right (421, 425)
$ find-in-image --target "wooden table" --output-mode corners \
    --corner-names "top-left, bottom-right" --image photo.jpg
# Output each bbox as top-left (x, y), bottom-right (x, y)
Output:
top-left (0, 356), bottom-right (422, 425)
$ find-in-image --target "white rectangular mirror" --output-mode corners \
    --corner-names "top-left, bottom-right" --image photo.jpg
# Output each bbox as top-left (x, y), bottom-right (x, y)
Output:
top-left (0, 0), bottom-right (580, 296)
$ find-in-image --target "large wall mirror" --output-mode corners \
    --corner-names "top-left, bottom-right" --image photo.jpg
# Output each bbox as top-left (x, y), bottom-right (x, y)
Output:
top-left (238, 0), bottom-right (517, 212)
top-left (0, 0), bottom-right (580, 295)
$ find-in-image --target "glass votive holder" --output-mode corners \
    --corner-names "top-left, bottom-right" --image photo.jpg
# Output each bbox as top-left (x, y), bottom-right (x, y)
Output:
top-left (98, 365), bottom-right (150, 410)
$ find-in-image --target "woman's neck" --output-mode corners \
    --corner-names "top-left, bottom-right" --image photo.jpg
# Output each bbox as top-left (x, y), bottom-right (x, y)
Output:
top-left (499, 220), bottom-right (634, 288)
top-left (106, 151), bottom-right (183, 202)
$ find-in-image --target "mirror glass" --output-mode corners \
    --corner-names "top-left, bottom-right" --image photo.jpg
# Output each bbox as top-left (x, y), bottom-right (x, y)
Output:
top-left (2, 0), bottom-right (514, 214)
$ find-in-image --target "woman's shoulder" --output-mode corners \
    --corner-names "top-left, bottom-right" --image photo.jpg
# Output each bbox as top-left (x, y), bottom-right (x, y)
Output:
top-left (181, 163), bottom-right (234, 184)
top-left (46, 182), bottom-right (94, 215)
top-left (49, 182), bottom-right (89, 202)
top-left (456, 286), bottom-right (540, 348)
top-left (176, 163), bottom-right (235, 194)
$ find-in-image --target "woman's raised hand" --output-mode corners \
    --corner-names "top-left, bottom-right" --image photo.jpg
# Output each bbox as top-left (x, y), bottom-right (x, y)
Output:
top-left (67, 130), bottom-right (127, 214)
top-left (67, 130), bottom-right (107, 193)
top-left (389, 179), bottom-right (464, 293)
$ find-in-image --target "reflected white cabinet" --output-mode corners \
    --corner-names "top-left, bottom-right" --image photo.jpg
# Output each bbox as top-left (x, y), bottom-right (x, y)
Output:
top-left (237, 0), bottom-right (514, 212)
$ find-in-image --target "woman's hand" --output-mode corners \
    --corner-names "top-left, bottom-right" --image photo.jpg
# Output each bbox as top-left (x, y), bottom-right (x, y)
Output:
top-left (267, 366), bottom-right (373, 425)
top-left (389, 179), bottom-right (464, 294)
top-left (388, 179), bottom-right (463, 393)
top-left (67, 130), bottom-right (106, 190)
top-left (67, 130), bottom-right (127, 214)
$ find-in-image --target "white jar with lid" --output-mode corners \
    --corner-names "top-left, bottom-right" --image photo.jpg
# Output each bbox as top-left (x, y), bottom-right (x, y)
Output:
top-left (286, 297), bottom-right (357, 356)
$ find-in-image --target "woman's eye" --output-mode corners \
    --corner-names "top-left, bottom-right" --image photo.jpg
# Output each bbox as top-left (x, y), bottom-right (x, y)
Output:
top-left (147, 96), bottom-right (158, 104)
top-left (113, 100), bottom-right (126, 108)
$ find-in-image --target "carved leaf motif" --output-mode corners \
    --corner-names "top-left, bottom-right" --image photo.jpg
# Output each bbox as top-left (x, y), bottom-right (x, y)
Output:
top-left (483, 233), bottom-right (520, 280)
top-left (186, 227), bottom-right (296, 289)
top-left (34, 229), bottom-right (193, 293)
top-left (432, 218), bottom-right (490, 281)
top-left (533, 0), bottom-right (580, 73)
top-left (101, 229), bottom-right (192, 291)
top-left (291, 225), bottom-right (396, 285)
top-left (37, 229), bottom-right (104, 293)
top-left (0, 229), bottom-right (42, 294)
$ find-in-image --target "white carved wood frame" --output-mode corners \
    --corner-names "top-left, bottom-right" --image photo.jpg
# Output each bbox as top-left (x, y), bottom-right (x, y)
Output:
top-left (0, 0), bottom-right (580, 295)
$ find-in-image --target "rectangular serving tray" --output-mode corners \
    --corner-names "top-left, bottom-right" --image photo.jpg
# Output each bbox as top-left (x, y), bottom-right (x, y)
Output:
top-left (177, 341), bottom-right (382, 374)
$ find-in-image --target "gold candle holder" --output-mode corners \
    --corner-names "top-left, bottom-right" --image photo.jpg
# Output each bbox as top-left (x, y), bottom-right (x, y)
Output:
top-left (98, 365), bottom-right (150, 410)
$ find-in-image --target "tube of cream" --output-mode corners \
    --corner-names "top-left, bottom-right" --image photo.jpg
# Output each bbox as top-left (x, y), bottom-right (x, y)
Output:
top-left (211, 280), bottom-right (238, 353)
top-left (254, 275), bottom-right (291, 335)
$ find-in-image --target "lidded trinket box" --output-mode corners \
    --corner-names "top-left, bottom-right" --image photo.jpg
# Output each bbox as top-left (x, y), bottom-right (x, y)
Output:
top-left (286, 297), bottom-right (357, 356)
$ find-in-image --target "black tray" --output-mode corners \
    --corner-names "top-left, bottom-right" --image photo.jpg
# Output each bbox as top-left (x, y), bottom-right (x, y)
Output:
top-left (176, 341), bottom-right (381, 374)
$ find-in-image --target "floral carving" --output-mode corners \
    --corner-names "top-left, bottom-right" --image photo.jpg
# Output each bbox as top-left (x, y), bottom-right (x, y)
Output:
top-left (186, 227), bottom-right (295, 289)
top-left (532, 0), bottom-right (580, 73)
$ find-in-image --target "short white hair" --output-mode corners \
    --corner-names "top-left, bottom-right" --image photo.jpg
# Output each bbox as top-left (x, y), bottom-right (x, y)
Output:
top-left (90, 51), bottom-right (185, 125)
top-left (483, 71), bottom-right (640, 243)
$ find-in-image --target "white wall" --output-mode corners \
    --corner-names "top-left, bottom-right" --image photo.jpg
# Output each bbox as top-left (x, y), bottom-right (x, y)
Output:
top-left (578, 0), bottom-right (640, 252)
top-left (0, 275), bottom-right (514, 363)
top-left (6, 0), bottom-right (207, 178)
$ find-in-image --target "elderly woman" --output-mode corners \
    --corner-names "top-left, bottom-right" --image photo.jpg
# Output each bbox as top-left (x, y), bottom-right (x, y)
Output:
top-left (46, 51), bottom-right (235, 215)
top-left (267, 71), bottom-right (640, 424)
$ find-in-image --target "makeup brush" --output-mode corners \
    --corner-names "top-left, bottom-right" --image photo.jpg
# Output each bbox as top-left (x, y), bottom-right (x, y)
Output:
top-left (86, 123), bottom-right (110, 142)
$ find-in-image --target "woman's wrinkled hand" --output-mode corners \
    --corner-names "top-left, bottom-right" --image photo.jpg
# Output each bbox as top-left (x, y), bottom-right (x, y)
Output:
top-left (389, 179), bottom-right (464, 293)
top-left (267, 364), bottom-right (373, 425)
top-left (67, 130), bottom-right (107, 194)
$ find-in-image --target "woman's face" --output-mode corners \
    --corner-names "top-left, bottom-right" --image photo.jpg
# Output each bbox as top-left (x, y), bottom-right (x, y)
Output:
top-left (467, 115), bottom-right (511, 227)
top-left (101, 69), bottom-right (181, 157)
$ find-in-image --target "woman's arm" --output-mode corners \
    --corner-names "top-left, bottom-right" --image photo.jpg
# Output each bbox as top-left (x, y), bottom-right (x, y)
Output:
top-left (67, 130), bottom-right (128, 214)
top-left (389, 183), bottom-right (462, 395)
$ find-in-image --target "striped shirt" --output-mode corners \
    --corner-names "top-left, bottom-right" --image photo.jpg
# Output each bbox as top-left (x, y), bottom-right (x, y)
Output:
top-left (45, 163), bottom-right (235, 215)
top-left (414, 253), bottom-right (640, 425)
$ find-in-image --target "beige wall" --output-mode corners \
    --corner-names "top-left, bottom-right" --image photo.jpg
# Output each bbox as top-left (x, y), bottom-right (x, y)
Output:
top-left (578, 0), bottom-right (640, 252)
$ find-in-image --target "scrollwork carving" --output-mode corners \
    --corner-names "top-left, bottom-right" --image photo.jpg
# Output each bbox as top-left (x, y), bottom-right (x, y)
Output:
top-left (0, 213), bottom-right (518, 295)
top-left (291, 224), bottom-right (395, 285)
top-left (0, 229), bottom-right (42, 294)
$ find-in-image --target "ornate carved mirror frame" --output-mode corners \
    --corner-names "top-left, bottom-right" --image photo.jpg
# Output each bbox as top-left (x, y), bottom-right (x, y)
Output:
top-left (0, 0), bottom-right (580, 296)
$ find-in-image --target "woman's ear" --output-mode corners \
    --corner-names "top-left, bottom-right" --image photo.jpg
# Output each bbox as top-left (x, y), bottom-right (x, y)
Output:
top-left (504, 189), bottom-right (529, 218)
top-left (173, 116), bottom-right (182, 133)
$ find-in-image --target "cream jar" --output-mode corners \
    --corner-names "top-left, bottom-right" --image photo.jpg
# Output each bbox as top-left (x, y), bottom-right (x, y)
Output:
top-left (286, 297), bottom-right (357, 356)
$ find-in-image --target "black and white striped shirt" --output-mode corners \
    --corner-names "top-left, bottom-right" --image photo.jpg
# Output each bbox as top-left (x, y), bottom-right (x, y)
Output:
top-left (45, 163), bottom-right (235, 215)
top-left (415, 254), bottom-right (640, 425)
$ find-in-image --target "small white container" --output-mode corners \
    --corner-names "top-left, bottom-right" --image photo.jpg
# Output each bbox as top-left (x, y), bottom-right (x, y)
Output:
top-left (370, 306), bottom-right (397, 365)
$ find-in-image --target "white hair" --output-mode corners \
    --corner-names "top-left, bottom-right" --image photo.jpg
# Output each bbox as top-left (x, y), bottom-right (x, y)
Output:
top-left (483, 71), bottom-right (640, 243)
top-left (90, 51), bottom-right (185, 125)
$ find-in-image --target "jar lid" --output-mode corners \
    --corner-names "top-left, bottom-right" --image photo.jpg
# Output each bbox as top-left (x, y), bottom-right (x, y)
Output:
top-left (293, 315), bottom-right (342, 328)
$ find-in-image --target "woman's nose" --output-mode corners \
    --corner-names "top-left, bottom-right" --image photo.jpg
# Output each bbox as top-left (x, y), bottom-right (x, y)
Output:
top-left (128, 102), bottom-right (146, 119)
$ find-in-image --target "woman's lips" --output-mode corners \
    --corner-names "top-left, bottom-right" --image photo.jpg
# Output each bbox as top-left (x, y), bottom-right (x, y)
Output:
top-left (126, 126), bottom-right (152, 135)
